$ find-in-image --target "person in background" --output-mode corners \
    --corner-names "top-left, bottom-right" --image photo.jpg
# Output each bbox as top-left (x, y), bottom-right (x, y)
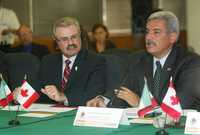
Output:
top-left (38, 17), bottom-right (106, 106)
top-left (90, 23), bottom-right (116, 53)
top-left (0, 0), bottom-right (20, 51)
top-left (87, 11), bottom-right (200, 110)
top-left (11, 25), bottom-right (49, 59)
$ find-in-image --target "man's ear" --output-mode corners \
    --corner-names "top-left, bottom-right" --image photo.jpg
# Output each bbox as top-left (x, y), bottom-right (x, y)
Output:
top-left (169, 32), bottom-right (178, 44)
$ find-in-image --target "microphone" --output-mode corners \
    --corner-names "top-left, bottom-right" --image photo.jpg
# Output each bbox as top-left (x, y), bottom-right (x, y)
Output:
top-left (0, 73), bottom-right (20, 126)
top-left (154, 113), bottom-right (169, 135)
top-left (8, 74), bottom-right (27, 126)
top-left (107, 64), bottom-right (130, 108)
top-left (8, 105), bottom-right (20, 126)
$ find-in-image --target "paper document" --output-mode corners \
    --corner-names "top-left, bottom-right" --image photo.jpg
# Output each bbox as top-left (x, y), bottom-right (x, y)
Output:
top-left (18, 112), bottom-right (56, 118)
top-left (130, 118), bottom-right (153, 124)
top-left (74, 106), bottom-right (124, 128)
top-left (123, 107), bottom-right (139, 118)
top-left (2, 103), bottom-right (76, 113)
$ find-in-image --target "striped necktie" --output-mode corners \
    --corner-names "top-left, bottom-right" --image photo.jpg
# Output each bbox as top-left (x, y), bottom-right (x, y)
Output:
top-left (61, 59), bottom-right (71, 91)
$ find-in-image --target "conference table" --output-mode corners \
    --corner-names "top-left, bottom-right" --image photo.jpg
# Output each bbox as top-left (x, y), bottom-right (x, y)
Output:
top-left (0, 109), bottom-right (186, 135)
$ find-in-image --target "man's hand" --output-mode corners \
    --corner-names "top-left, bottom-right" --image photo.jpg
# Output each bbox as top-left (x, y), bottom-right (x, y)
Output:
top-left (86, 96), bottom-right (106, 107)
top-left (115, 86), bottom-right (139, 107)
top-left (41, 85), bottom-right (67, 103)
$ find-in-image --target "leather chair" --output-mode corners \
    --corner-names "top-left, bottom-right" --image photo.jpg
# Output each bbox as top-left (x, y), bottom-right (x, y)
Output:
top-left (4, 52), bottom-right (40, 90)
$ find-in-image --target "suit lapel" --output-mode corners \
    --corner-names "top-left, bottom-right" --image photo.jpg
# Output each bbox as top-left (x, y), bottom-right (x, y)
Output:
top-left (57, 54), bottom-right (63, 90)
top-left (142, 54), bottom-right (154, 93)
top-left (159, 46), bottom-right (177, 101)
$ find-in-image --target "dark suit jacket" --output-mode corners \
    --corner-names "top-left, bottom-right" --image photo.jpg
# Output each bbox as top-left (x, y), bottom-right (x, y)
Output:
top-left (11, 42), bottom-right (49, 59)
top-left (111, 45), bottom-right (200, 109)
top-left (39, 48), bottom-right (106, 106)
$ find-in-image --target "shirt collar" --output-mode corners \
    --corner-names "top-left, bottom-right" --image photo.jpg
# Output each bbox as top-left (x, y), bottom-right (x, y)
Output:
top-left (62, 55), bottom-right (77, 69)
top-left (153, 48), bottom-right (172, 68)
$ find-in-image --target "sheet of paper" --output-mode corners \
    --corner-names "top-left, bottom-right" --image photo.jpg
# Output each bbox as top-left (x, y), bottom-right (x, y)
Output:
top-left (130, 118), bottom-right (153, 124)
top-left (2, 103), bottom-right (76, 113)
top-left (123, 107), bottom-right (139, 118)
top-left (185, 112), bottom-right (200, 134)
top-left (18, 112), bottom-right (56, 118)
top-left (74, 106), bottom-right (124, 128)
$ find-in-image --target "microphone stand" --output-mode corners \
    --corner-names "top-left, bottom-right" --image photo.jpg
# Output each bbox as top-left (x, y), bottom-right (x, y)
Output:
top-left (0, 74), bottom-right (20, 126)
top-left (107, 91), bottom-right (117, 108)
top-left (155, 113), bottom-right (168, 135)
top-left (8, 104), bottom-right (20, 126)
top-left (108, 64), bottom-right (131, 108)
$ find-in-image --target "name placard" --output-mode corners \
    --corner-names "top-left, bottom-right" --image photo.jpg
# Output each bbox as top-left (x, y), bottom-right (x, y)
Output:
top-left (185, 112), bottom-right (200, 134)
top-left (73, 106), bottom-right (124, 128)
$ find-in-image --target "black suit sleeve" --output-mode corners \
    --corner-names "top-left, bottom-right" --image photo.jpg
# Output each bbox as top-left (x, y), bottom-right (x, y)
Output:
top-left (67, 55), bottom-right (106, 106)
top-left (174, 56), bottom-right (200, 109)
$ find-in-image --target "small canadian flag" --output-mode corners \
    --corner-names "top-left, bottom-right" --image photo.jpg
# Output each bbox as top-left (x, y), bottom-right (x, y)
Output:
top-left (16, 79), bottom-right (39, 109)
top-left (160, 77), bottom-right (182, 120)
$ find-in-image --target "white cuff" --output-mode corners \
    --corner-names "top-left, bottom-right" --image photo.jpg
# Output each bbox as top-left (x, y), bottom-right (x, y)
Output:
top-left (63, 98), bottom-right (69, 106)
top-left (96, 95), bottom-right (110, 106)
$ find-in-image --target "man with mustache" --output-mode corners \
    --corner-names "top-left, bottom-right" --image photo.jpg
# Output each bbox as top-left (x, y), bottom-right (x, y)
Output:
top-left (87, 11), bottom-right (200, 110)
top-left (39, 17), bottom-right (105, 106)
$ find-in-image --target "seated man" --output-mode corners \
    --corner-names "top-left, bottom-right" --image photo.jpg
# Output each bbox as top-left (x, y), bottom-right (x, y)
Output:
top-left (87, 11), bottom-right (200, 110)
top-left (38, 17), bottom-right (106, 106)
top-left (12, 25), bottom-right (49, 59)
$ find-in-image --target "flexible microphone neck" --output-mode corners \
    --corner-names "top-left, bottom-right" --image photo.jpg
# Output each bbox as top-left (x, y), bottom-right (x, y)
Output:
top-left (8, 105), bottom-right (20, 126)
top-left (107, 63), bottom-right (130, 108)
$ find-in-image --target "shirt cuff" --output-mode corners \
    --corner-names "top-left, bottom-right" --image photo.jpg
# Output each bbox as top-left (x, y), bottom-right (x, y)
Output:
top-left (96, 95), bottom-right (110, 106)
top-left (63, 98), bottom-right (69, 106)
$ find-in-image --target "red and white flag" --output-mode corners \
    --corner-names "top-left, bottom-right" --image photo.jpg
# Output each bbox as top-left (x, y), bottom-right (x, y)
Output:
top-left (16, 80), bottom-right (39, 109)
top-left (0, 79), bottom-right (13, 107)
top-left (160, 77), bottom-right (182, 120)
top-left (137, 77), bottom-right (158, 117)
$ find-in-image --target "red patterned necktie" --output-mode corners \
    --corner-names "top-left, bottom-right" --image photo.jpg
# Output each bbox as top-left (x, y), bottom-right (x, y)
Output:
top-left (61, 59), bottom-right (71, 91)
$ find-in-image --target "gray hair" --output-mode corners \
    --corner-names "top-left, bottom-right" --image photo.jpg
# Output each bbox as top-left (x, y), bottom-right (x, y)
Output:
top-left (53, 17), bottom-right (80, 35)
top-left (147, 11), bottom-right (180, 38)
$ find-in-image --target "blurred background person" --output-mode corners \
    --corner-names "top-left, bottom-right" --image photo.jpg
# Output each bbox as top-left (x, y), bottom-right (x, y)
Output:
top-left (0, 0), bottom-right (20, 52)
top-left (12, 25), bottom-right (49, 59)
top-left (90, 23), bottom-right (116, 53)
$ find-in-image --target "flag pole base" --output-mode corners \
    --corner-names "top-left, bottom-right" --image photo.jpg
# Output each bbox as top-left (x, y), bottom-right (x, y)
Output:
top-left (155, 129), bottom-right (168, 135)
top-left (8, 120), bottom-right (20, 126)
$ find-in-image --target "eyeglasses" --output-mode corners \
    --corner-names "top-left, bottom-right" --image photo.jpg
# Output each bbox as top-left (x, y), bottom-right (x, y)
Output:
top-left (54, 33), bottom-right (80, 43)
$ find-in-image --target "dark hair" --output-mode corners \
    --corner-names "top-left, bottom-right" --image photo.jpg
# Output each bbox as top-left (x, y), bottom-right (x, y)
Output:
top-left (92, 23), bottom-right (109, 38)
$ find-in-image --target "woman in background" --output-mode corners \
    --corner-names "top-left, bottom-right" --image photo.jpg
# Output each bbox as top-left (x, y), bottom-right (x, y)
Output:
top-left (90, 23), bottom-right (116, 53)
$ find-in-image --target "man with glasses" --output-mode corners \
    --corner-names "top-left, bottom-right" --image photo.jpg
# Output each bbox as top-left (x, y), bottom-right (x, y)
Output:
top-left (39, 17), bottom-right (106, 106)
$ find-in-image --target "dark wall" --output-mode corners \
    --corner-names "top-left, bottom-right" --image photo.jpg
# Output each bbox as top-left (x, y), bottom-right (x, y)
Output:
top-left (132, 0), bottom-right (153, 34)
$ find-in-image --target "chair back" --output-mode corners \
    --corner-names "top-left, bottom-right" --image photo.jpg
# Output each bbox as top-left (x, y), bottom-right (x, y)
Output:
top-left (4, 53), bottom-right (40, 90)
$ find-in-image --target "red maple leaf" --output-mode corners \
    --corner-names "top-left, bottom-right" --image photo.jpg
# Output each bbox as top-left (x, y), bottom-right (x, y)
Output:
top-left (21, 89), bottom-right (28, 97)
top-left (170, 96), bottom-right (179, 105)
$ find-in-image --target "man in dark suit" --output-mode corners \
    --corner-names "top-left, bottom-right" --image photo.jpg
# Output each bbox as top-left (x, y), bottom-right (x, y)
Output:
top-left (12, 25), bottom-right (49, 59)
top-left (39, 17), bottom-right (105, 106)
top-left (87, 11), bottom-right (200, 110)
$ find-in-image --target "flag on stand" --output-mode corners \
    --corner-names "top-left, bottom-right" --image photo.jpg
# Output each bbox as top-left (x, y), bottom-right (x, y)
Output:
top-left (0, 76), bottom-right (13, 107)
top-left (16, 80), bottom-right (39, 109)
top-left (160, 77), bottom-right (182, 120)
top-left (137, 77), bottom-right (158, 117)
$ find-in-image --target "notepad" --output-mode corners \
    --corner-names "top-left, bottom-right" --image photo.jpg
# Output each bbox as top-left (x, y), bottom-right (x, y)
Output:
top-left (19, 111), bottom-right (56, 118)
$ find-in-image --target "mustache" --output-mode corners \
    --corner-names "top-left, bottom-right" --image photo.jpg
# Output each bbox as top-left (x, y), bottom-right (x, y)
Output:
top-left (146, 40), bottom-right (157, 46)
top-left (66, 44), bottom-right (77, 49)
